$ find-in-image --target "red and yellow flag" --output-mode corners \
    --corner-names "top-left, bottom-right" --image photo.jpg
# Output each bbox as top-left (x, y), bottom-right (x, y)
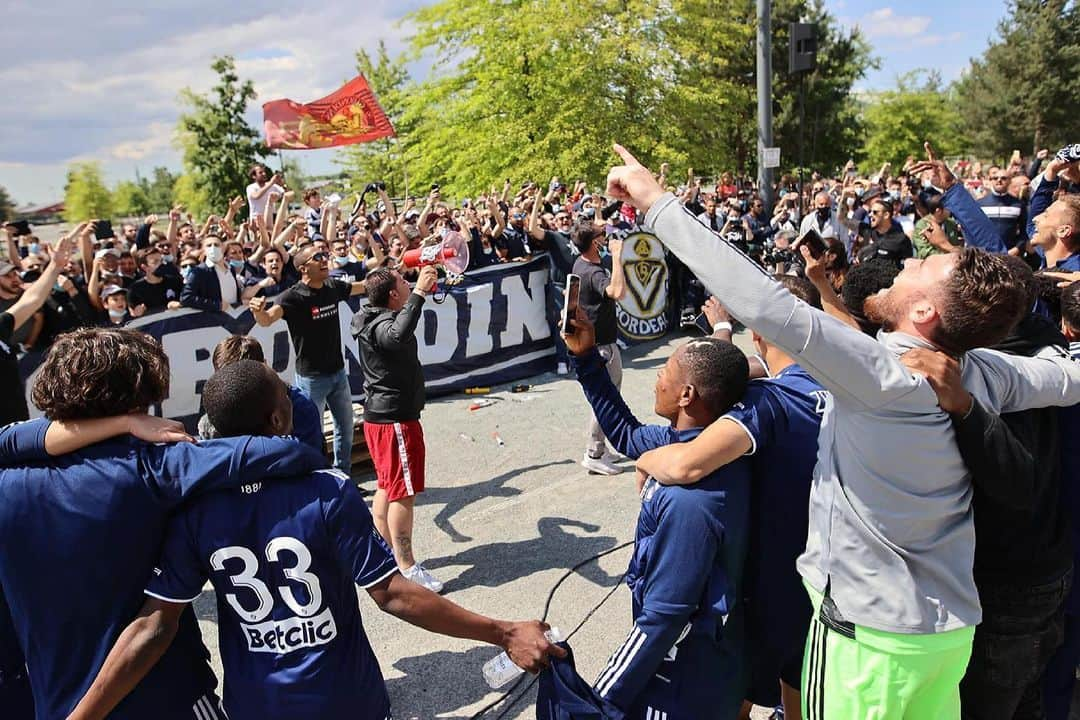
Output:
top-left (262, 75), bottom-right (396, 150)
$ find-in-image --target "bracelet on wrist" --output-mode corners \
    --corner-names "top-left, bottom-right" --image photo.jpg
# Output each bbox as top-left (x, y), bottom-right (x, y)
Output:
top-left (712, 321), bottom-right (733, 333)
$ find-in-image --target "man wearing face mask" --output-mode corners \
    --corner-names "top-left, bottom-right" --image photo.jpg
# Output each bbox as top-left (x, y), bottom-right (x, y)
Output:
top-left (328, 239), bottom-right (367, 283)
top-left (181, 236), bottom-right (241, 312)
top-left (571, 223), bottom-right (627, 475)
top-left (799, 191), bottom-right (850, 251)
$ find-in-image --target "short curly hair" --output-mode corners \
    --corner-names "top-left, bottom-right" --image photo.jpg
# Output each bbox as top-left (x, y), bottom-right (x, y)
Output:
top-left (32, 327), bottom-right (170, 420)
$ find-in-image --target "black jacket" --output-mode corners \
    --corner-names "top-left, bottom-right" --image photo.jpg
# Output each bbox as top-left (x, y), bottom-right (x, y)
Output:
top-left (954, 313), bottom-right (1073, 588)
top-left (180, 264), bottom-right (239, 311)
top-left (353, 293), bottom-right (426, 423)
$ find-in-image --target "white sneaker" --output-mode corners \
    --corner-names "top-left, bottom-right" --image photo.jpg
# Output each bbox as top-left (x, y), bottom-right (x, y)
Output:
top-left (402, 563), bottom-right (444, 593)
top-left (599, 450), bottom-right (626, 466)
top-left (556, 362), bottom-right (569, 375)
top-left (582, 453), bottom-right (623, 475)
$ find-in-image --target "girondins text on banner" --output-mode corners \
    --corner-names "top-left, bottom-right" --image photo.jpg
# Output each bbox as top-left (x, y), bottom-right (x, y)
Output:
top-left (19, 257), bottom-right (556, 428)
top-left (263, 75), bottom-right (395, 150)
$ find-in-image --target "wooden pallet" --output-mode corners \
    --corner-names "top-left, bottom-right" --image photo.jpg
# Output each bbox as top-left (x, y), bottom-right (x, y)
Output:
top-left (321, 403), bottom-right (374, 475)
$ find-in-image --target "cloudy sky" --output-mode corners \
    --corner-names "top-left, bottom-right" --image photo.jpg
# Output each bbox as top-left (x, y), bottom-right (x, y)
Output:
top-left (1, 1), bottom-right (1007, 206)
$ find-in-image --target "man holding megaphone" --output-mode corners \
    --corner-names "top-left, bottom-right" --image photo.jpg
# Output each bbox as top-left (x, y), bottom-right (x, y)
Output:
top-left (352, 264), bottom-right (446, 592)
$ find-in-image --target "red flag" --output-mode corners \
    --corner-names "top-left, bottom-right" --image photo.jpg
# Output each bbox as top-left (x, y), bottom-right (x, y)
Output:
top-left (262, 75), bottom-right (396, 150)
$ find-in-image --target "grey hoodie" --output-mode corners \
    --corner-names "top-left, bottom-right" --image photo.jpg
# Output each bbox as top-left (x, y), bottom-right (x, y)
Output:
top-left (643, 192), bottom-right (1080, 634)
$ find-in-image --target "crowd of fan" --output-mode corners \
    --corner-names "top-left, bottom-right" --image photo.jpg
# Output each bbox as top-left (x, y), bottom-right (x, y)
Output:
top-left (3, 137), bottom-right (1080, 720)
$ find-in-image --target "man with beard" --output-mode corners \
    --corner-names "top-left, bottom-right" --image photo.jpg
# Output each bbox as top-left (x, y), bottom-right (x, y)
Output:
top-left (605, 143), bottom-right (1080, 719)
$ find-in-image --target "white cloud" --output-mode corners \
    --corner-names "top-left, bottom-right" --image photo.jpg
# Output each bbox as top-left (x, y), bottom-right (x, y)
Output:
top-left (0, 2), bottom-right (416, 201)
top-left (104, 123), bottom-right (176, 161)
top-left (855, 7), bottom-right (932, 40)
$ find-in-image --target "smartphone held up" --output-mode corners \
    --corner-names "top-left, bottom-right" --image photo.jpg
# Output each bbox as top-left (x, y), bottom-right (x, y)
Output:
top-left (561, 274), bottom-right (581, 335)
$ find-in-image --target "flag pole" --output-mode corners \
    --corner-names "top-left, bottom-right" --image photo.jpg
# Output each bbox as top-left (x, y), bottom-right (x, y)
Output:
top-left (395, 137), bottom-right (409, 200)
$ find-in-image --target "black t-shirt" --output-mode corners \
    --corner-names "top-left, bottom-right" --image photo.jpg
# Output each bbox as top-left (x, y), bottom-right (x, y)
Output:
top-left (857, 226), bottom-right (913, 266)
top-left (277, 279), bottom-right (352, 376)
top-left (572, 256), bottom-right (617, 345)
top-left (540, 230), bottom-right (575, 286)
top-left (467, 228), bottom-right (502, 270)
top-left (0, 312), bottom-right (28, 425)
top-left (499, 226), bottom-right (530, 260)
top-left (127, 276), bottom-right (182, 312)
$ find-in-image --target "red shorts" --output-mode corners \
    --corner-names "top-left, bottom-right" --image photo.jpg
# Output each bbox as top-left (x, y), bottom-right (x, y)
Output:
top-left (364, 420), bottom-right (426, 502)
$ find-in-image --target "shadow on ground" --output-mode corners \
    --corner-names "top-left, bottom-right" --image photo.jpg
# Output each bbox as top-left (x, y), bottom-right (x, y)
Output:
top-left (418, 459), bottom-right (576, 542)
top-left (424, 517), bottom-right (623, 594)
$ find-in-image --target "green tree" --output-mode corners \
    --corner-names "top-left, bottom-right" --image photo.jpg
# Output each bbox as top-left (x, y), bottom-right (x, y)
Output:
top-left (139, 166), bottom-right (178, 212)
top-left (63, 162), bottom-right (113, 222)
top-left (397, 0), bottom-right (871, 196)
top-left (176, 56), bottom-right (269, 218)
top-left (402, 0), bottom-right (672, 197)
top-left (0, 186), bottom-right (14, 223)
top-left (336, 41), bottom-right (412, 196)
top-left (111, 180), bottom-right (150, 218)
top-left (955, 0), bottom-right (1080, 156)
top-left (171, 173), bottom-right (210, 219)
top-left (279, 156), bottom-right (308, 193)
top-left (661, 0), bottom-right (873, 179)
top-left (862, 71), bottom-right (963, 170)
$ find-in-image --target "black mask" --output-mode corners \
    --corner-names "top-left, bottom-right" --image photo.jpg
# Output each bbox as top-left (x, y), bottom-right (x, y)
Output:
top-left (816, 207), bottom-right (831, 221)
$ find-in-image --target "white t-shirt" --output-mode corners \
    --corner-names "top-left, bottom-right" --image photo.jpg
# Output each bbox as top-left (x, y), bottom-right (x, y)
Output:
top-left (246, 182), bottom-right (285, 219)
top-left (214, 264), bottom-right (239, 307)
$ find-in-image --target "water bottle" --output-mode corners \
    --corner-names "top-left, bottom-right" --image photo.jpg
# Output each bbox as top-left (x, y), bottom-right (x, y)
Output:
top-left (481, 627), bottom-right (562, 689)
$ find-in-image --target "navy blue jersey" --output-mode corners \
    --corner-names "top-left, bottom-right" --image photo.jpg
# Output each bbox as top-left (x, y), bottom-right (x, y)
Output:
top-left (572, 349), bottom-right (751, 716)
top-left (0, 419), bottom-right (326, 720)
top-left (146, 469), bottom-right (398, 720)
top-left (724, 365), bottom-right (826, 703)
top-left (287, 385), bottom-right (325, 452)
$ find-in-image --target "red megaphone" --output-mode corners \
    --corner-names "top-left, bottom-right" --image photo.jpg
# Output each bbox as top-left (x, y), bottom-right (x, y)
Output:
top-left (401, 231), bottom-right (470, 274)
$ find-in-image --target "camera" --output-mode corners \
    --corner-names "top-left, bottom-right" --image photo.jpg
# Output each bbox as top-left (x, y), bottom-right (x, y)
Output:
top-left (364, 182), bottom-right (386, 194)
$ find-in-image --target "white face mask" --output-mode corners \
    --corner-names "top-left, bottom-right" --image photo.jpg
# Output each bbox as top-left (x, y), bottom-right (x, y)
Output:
top-left (108, 308), bottom-right (126, 320)
top-left (205, 246), bottom-right (224, 265)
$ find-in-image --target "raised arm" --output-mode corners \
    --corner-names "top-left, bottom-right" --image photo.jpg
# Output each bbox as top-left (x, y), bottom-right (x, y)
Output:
top-left (5, 228), bottom-right (78, 330)
top-left (527, 192), bottom-right (545, 242)
top-left (376, 187), bottom-right (397, 226)
top-left (4, 227), bottom-right (23, 270)
top-left (604, 237), bottom-right (626, 301)
top-left (272, 190), bottom-right (294, 240)
top-left (248, 173), bottom-right (282, 202)
top-left (373, 269), bottom-right (433, 349)
top-left (608, 144), bottom-right (920, 411)
top-left (966, 345), bottom-right (1080, 414)
top-left (799, 245), bottom-right (861, 331)
top-left (563, 311), bottom-right (670, 459)
top-left (911, 143), bottom-right (1005, 254)
top-left (488, 195), bottom-right (506, 238)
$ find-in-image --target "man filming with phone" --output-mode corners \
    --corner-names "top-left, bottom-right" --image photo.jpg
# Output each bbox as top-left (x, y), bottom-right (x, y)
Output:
top-left (570, 222), bottom-right (626, 475)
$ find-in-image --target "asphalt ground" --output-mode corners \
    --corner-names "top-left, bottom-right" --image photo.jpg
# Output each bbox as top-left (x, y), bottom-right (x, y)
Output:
top-left (191, 328), bottom-right (777, 720)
